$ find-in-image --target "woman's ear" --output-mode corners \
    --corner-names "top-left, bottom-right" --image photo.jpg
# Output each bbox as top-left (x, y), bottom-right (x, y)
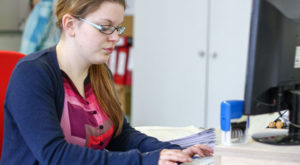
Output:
top-left (61, 14), bottom-right (77, 37)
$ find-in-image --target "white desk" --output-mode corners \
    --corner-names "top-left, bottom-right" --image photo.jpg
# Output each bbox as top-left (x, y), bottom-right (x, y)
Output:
top-left (214, 130), bottom-right (300, 165)
top-left (135, 125), bottom-right (300, 165)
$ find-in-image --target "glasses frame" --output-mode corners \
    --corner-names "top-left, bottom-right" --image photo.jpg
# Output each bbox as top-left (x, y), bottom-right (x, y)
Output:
top-left (78, 17), bottom-right (126, 35)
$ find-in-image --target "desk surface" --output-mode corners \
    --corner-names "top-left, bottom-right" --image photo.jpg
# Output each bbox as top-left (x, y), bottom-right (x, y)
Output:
top-left (135, 126), bottom-right (300, 164)
top-left (214, 129), bottom-right (300, 164)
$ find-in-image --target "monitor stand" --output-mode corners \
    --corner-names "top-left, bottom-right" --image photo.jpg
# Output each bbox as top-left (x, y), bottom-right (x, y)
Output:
top-left (252, 90), bottom-right (300, 145)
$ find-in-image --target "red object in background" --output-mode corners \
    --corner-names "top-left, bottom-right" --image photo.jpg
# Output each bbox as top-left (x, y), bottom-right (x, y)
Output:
top-left (107, 36), bottom-right (132, 86)
top-left (0, 51), bottom-right (26, 157)
top-left (125, 71), bottom-right (132, 86)
top-left (116, 36), bottom-right (128, 47)
top-left (125, 46), bottom-right (133, 86)
top-left (107, 36), bottom-right (133, 86)
top-left (107, 49), bottom-right (117, 76)
top-left (114, 47), bottom-right (129, 85)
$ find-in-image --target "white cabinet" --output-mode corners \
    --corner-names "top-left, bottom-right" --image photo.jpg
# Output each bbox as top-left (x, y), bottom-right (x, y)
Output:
top-left (206, 0), bottom-right (252, 127)
top-left (131, 0), bottom-right (252, 128)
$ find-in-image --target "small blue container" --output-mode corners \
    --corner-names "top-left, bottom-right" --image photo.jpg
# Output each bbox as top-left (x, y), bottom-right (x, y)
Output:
top-left (221, 100), bottom-right (249, 145)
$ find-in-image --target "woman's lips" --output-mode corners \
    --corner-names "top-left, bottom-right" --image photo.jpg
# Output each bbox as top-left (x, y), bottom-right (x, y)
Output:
top-left (103, 48), bottom-right (114, 54)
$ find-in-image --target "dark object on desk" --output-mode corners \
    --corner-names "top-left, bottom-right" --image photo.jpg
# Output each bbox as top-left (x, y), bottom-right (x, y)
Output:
top-left (244, 0), bottom-right (300, 145)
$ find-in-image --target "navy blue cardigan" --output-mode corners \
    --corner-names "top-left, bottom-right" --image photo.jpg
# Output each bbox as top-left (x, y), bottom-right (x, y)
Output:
top-left (0, 47), bottom-right (180, 165)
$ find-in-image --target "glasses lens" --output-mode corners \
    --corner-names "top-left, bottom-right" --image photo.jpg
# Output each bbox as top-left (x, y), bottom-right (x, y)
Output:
top-left (118, 26), bottom-right (126, 34)
top-left (99, 25), bottom-right (126, 35)
top-left (99, 26), bottom-right (114, 34)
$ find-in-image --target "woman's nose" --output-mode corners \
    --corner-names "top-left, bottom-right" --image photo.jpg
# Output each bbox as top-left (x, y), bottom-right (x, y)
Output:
top-left (108, 30), bottom-right (120, 43)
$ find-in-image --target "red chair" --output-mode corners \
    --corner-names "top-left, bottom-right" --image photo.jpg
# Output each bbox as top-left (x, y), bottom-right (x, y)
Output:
top-left (0, 51), bottom-right (25, 157)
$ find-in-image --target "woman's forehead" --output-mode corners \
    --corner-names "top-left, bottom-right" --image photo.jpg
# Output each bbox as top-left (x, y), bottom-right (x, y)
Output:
top-left (86, 2), bottom-right (124, 25)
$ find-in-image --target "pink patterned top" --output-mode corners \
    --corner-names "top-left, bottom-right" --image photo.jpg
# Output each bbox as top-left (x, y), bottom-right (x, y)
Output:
top-left (60, 71), bottom-right (114, 150)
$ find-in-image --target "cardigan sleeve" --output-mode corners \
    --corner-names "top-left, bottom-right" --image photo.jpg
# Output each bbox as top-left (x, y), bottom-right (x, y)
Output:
top-left (4, 60), bottom-right (166, 165)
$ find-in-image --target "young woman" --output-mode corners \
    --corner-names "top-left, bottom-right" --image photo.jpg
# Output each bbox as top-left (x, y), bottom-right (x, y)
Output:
top-left (1, 0), bottom-right (213, 164)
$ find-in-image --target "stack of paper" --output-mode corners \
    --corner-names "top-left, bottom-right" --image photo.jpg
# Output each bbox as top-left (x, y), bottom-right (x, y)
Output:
top-left (167, 128), bottom-right (216, 149)
top-left (135, 126), bottom-right (216, 149)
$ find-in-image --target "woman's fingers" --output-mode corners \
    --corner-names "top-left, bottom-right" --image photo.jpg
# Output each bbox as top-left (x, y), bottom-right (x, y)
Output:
top-left (159, 149), bottom-right (192, 164)
top-left (160, 149), bottom-right (192, 162)
top-left (195, 144), bottom-right (214, 156)
top-left (158, 159), bottom-right (178, 165)
top-left (185, 145), bottom-right (205, 157)
top-left (158, 145), bottom-right (214, 165)
top-left (182, 144), bottom-right (214, 157)
top-left (195, 144), bottom-right (213, 153)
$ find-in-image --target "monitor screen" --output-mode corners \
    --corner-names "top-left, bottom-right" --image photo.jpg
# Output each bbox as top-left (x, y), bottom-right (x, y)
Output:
top-left (244, 0), bottom-right (300, 145)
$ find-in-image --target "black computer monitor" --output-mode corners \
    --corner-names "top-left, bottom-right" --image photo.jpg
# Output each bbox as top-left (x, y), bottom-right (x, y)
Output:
top-left (244, 0), bottom-right (300, 145)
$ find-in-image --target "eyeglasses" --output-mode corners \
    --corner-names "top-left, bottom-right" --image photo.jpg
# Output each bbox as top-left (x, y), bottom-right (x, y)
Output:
top-left (78, 17), bottom-right (126, 35)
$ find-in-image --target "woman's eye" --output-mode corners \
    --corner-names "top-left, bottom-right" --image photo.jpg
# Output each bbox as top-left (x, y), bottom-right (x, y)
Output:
top-left (101, 26), bottom-right (113, 31)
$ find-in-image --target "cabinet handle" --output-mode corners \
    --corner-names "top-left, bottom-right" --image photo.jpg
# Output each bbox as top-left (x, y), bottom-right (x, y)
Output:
top-left (198, 51), bottom-right (205, 58)
top-left (212, 52), bottom-right (218, 58)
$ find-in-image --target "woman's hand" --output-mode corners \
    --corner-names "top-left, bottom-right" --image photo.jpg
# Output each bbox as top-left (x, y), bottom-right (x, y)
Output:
top-left (158, 144), bottom-right (213, 165)
top-left (158, 149), bottom-right (192, 165)
top-left (182, 144), bottom-right (213, 158)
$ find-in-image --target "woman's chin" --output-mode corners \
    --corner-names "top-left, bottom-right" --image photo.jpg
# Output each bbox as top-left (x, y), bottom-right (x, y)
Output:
top-left (89, 53), bottom-right (109, 64)
top-left (93, 58), bottom-right (109, 65)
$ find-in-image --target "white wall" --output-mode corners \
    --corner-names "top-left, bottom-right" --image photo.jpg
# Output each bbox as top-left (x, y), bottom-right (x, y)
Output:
top-left (0, 33), bottom-right (22, 51)
top-left (0, 0), bottom-right (30, 51)
top-left (0, 0), bottom-right (30, 31)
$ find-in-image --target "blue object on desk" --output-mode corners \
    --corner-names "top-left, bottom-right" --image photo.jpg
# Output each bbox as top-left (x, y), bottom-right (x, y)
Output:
top-left (221, 100), bottom-right (244, 131)
top-left (220, 100), bottom-right (248, 145)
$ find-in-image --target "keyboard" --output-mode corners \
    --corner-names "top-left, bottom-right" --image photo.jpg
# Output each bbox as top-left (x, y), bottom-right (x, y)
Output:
top-left (182, 157), bottom-right (214, 165)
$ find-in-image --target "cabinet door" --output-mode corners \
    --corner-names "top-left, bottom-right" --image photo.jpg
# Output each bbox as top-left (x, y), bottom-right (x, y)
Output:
top-left (132, 0), bottom-right (208, 127)
top-left (206, 0), bottom-right (252, 128)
